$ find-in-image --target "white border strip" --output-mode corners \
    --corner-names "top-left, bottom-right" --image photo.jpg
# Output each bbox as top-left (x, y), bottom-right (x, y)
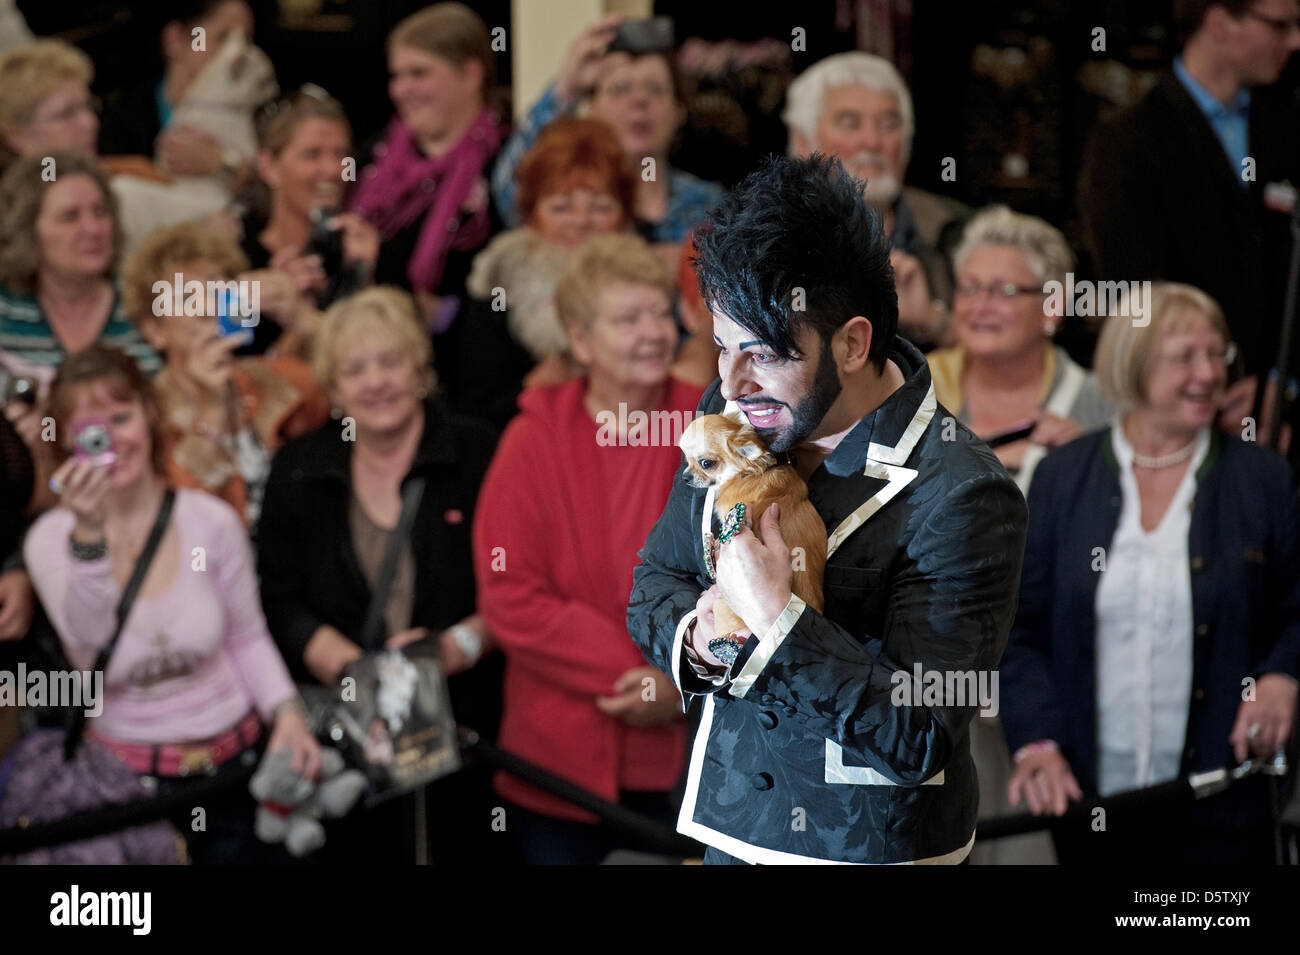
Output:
top-left (824, 739), bottom-right (945, 785)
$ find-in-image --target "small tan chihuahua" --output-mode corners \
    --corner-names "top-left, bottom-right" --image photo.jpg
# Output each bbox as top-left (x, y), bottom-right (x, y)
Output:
top-left (679, 414), bottom-right (827, 640)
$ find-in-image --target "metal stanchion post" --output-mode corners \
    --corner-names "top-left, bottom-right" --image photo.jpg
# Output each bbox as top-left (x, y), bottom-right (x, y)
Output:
top-left (414, 786), bottom-right (428, 865)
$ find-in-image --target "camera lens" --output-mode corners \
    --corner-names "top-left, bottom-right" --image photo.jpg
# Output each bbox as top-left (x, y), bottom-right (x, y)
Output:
top-left (77, 424), bottom-right (111, 455)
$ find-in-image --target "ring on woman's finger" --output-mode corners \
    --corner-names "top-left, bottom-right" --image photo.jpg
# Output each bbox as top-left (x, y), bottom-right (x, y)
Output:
top-left (1248, 723), bottom-right (1261, 740)
top-left (48, 476), bottom-right (64, 495)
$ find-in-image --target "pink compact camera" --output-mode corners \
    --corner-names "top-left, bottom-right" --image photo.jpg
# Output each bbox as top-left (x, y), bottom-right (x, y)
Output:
top-left (73, 417), bottom-right (117, 468)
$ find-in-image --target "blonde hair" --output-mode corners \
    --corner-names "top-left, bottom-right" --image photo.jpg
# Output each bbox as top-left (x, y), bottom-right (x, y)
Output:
top-left (952, 205), bottom-right (1074, 290)
top-left (1093, 282), bottom-right (1232, 410)
top-left (312, 286), bottom-right (435, 394)
top-left (554, 233), bottom-right (674, 330)
top-left (0, 40), bottom-right (93, 133)
top-left (121, 222), bottom-right (251, 322)
top-left (255, 85), bottom-right (351, 156)
top-left (388, 3), bottom-right (495, 94)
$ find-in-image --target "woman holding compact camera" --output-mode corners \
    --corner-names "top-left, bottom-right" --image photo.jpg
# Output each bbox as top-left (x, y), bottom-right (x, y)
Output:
top-left (121, 221), bottom-right (329, 535)
top-left (0, 152), bottom-right (162, 515)
top-left (491, 15), bottom-right (724, 271)
top-left (22, 344), bottom-right (318, 863)
top-left (236, 85), bottom-right (379, 357)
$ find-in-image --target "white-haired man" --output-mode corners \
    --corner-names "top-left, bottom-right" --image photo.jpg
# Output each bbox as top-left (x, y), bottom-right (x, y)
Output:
top-left (784, 52), bottom-right (968, 349)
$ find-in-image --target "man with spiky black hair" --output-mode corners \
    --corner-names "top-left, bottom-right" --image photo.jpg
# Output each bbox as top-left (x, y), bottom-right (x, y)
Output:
top-left (628, 154), bottom-right (1028, 864)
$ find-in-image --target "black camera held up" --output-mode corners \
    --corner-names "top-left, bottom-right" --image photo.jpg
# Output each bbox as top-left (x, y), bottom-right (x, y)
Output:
top-left (306, 207), bottom-right (368, 308)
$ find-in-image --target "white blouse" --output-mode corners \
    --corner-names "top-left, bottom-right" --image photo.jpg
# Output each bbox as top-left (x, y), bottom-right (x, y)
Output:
top-left (1093, 422), bottom-right (1209, 796)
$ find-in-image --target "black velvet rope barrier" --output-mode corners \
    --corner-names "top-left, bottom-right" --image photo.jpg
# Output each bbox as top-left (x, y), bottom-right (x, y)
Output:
top-left (978, 754), bottom-right (1294, 841)
top-left (977, 778), bottom-right (1195, 840)
top-left (0, 727), bottom-right (700, 857)
top-left (0, 761), bottom-right (257, 855)
top-left (0, 732), bottom-right (1288, 857)
top-left (459, 728), bottom-right (702, 856)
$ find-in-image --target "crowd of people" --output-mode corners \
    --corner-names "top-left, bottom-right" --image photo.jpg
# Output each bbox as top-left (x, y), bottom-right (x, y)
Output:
top-left (0, 0), bottom-right (1297, 865)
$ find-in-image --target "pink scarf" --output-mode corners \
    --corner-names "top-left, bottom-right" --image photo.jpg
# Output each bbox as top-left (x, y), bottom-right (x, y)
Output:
top-left (349, 109), bottom-right (505, 296)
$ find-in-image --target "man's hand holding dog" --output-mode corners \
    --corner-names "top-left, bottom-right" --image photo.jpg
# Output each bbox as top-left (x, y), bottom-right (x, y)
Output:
top-left (715, 503), bottom-right (793, 639)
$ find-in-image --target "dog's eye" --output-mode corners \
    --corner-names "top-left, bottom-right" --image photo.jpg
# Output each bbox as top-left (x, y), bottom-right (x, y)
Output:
top-left (699, 458), bottom-right (715, 470)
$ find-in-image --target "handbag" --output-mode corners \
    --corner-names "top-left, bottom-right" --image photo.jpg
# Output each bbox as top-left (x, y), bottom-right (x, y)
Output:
top-left (300, 476), bottom-right (461, 805)
top-left (0, 487), bottom-right (186, 864)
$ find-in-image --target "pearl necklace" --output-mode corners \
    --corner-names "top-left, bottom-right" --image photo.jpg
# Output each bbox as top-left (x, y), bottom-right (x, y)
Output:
top-left (1131, 436), bottom-right (1198, 469)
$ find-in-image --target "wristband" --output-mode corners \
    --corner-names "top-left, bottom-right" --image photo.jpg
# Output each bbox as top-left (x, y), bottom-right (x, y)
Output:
top-left (448, 623), bottom-right (483, 664)
top-left (69, 534), bottom-right (107, 561)
top-left (274, 697), bottom-right (307, 720)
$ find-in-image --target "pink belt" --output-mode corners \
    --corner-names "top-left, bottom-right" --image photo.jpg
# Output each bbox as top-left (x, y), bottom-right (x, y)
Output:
top-left (90, 711), bottom-right (262, 777)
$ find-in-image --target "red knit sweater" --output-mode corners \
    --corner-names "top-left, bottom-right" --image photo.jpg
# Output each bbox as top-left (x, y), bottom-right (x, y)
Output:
top-left (473, 376), bottom-right (703, 823)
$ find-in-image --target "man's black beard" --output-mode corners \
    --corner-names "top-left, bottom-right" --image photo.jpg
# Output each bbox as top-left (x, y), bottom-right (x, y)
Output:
top-left (760, 336), bottom-right (842, 454)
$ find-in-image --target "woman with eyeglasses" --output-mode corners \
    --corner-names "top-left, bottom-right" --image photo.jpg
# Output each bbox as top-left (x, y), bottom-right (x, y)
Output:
top-left (999, 281), bottom-right (1299, 864)
top-left (927, 206), bottom-right (1114, 495)
top-left (0, 40), bottom-right (99, 174)
top-left (490, 15), bottom-right (724, 275)
top-left (925, 205), bottom-right (1113, 866)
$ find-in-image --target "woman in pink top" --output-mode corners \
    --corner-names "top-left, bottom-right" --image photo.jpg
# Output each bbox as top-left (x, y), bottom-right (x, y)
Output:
top-left (23, 344), bottom-right (318, 863)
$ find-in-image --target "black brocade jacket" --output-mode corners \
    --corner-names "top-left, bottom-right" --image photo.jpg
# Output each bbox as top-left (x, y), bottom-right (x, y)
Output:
top-left (628, 339), bottom-right (1028, 864)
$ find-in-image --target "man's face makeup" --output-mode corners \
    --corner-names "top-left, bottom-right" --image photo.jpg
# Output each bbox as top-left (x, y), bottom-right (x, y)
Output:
top-left (713, 311), bottom-right (843, 454)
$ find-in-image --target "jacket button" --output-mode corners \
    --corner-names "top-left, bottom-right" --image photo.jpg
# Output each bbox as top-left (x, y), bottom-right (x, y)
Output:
top-left (1186, 747), bottom-right (1197, 760)
top-left (758, 711), bottom-right (778, 730)
top-left (1190, 556), bottom-right (1204, 572)
top-left (750, 773), bottom-right (774, 791)
top-left (1193, 688), bottom-right (1205, 701)
top-left (1195, 623), bottom-right (1209, 638)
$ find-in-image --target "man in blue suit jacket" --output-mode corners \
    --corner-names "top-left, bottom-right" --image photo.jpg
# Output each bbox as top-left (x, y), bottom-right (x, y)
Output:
top-left (626, 155), bottom-right (1028, 864)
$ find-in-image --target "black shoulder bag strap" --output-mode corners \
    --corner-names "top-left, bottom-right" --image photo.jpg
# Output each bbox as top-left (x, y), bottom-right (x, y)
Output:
top-left (356, 475), bottom-right (428, 651)
top-left (63, 487), bottom-right (177, 761)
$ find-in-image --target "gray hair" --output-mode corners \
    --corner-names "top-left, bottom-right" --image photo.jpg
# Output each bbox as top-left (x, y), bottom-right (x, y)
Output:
top-left (783, 53), bottom-right (914, 163)
top-left (952, 205), bottom-right (1074, 289)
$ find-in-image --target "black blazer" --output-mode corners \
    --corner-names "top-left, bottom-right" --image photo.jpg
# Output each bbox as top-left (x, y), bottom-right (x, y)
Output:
top-left (1078, 73), bottom-right (1299, 378)
top-left (1000, 428), bottom-right (1300, 830)
top-left (256, 398), bottom-right (502, 736)
top-left (628, 339), bottom-right (1028, 864)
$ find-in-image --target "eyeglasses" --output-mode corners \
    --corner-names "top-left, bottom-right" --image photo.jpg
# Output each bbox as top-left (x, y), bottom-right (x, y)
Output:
top-left (1155, 342), bottom-right (1238, 370)
top-left (597, 77), bottom-right (672, 100)
top-left (29, 95), bottom-right (101, 126)
top-left (1241, 8), bottom-right (1300, 35)
top-left (954, 281), bottom-right (1044, 300)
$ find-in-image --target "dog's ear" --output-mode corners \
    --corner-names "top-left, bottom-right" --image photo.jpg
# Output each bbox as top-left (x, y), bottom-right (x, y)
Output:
top-left (724, 427), bottom-right (772, 471)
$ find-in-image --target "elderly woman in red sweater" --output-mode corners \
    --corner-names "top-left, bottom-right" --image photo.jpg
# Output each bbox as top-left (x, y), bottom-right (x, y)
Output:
top-left (473, 233), bottom-right (701, 864)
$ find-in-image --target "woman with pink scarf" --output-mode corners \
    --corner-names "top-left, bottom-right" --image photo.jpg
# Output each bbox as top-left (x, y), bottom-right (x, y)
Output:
top-left (349, 3), bottom-right (507, 340)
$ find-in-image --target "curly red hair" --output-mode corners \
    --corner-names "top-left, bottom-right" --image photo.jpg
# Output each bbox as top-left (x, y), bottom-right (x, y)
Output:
top-left (516, 117), bottom-right (637, 226)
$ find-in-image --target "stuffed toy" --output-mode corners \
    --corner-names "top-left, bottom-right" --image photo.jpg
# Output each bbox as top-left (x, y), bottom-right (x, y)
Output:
top-left (248, 747), bottom-right (367, 857)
